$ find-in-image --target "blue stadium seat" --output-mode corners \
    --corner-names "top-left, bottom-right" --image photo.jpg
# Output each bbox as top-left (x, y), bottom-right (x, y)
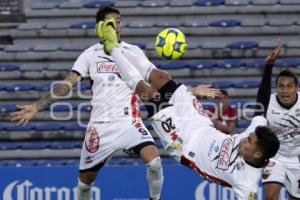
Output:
top-left (0, 104), bottom-right (18, 112)
top-left (58, 1), bottom-right (83, 9)
top-left (49, 104), bottom-right (76, 112)
top-left (246, 59), bottom-right (266, 68)
top-left (217, 60), bottom-right (246, 68)
top-left (210, 19), bottom-right (241, 27)
top-left (275, 59), bottom-right (300, 68)
top-left (6, 83), bottom-right (34, 91)
top-left (35, 124), bottom-right (63, 131)
top-left (50, 141), bottom-right (82, 149)
top-left (169, 0), bottom-right (196, 6)
top-left (132, 42), bottom-right (146, 49)
top-left (182, 80), bottom-right (204, 87)
top-left (237, 120), bottom-right (251, 129)
top-left (64, 123), bottom-right (86, 131)
top-left (212, 81), bottom-right (234, 89)
top-left (159, 61), bottom-right (188, 70)
top-left (183, 20), bottom-right (208, 27)
top-left (83, 1), bottom-right (113, 8)
top-left (141, 1), bottom-right (168, 7)
top-left (196, 0), bottom-right (225, 6)
top-left (188, 60), bottom-right (217, 69)
top-left (34, 83), bottom-right (51, 91)
top-left (155, 21), bottom-right (182, 28)
top-left (234, 80), bottom-right (260, 88)
top-left (115, 1), bottom-right (141, 7)
top-left (77, 82), bottom-right (92, 90)
top-left (225, 0), bottom-right (251, 5)
top-left (21, 142), bottom-right (48, 150)
top-left (0, 124), bottom-right (5, 131)
top-left (5, 124), bottom-right (35, 131)
top-left (251, 0), bottom-right (279, 5)
top-left (70, 22), bottom-right (95, 29)
top-left (0, 142), bottom-right (22, 150)
top-left (60, 44), bottom-right (90, 51)
top-left (4, 44), bottom-right (32, 52)
top-left (0, 64), bottom-right (20, 71)
top-left (0, 84), bottom-right (6, 91)
top-left (226, 41), bottom-right (259, 49)
top-left (79, 104), bottom-right (92, 112)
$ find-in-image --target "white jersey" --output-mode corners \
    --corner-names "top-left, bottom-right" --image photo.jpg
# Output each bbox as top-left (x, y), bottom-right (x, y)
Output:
top-left (72, 42), bottom-right (148, 122)
top-left (266, 92), bottom-right (300, 158)
top-left (182, 116), bottom-right (266, 200)
top-left (151, 85), bottom-right (266, 200)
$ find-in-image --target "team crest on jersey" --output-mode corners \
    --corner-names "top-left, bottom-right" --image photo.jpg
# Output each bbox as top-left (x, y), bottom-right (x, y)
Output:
top-left (85, 125), bottom-right (100, 153)
top-left (97, 62), bottom-right (119, 73)
top-left (217, 137), bottom-right (235, 170)
top-left (192, 99), bottom-right (208, 117)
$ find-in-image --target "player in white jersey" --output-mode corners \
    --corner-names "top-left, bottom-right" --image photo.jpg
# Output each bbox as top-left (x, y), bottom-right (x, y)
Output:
top-left (259, 43), bottom-right (300, 199)
top-left (10, 6), bottom-right (163, 200)
top-left (97, 18), bottom-right (280, 200)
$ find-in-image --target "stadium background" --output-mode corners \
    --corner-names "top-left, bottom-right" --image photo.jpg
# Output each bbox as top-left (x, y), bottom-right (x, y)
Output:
top-left (0, 0), bottom-right (299, 199)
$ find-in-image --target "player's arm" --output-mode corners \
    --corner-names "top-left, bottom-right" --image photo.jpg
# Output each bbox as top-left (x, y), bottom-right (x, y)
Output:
top-left (188, 84), bottom-right (222, 99)
top-left (10, 71), bottom-right (81, 125)
top-left (254, 40), bottom-right (283, 116)
top-left (212, 120), bottom-right (236, 134)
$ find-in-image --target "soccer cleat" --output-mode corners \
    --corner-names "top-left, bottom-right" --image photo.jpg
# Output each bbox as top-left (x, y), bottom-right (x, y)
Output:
top-left (96, 18), bottom-right (119, 54)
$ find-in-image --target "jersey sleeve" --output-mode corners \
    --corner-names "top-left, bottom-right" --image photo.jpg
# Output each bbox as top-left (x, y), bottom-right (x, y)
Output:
top-left (72, 50), bottom-right (90, 78)
top-left (239, 116), bottom-right (267, 138)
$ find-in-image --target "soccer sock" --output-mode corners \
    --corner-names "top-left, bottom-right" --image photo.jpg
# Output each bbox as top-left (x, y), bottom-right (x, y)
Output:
top-left (146, 157), bottom-right (164, 200)
top-left (121, 48), bottom-right (157, 81)
top-left (76, 178), bottom-right (92, 200)
top-left (111, 47), bottom-right (144, 90)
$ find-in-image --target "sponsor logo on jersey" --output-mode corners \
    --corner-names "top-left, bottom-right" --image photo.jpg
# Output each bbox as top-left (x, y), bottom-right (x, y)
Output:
top-left (217, 138), bottom-right (235, 170)
top-left (97, 62), bottom-right (119, 73)
top-left (192, 99), bottom-right (208, 117)
top-left (262, 169), bottom-right (271, 179)
top-left (3, 180), bottom-right (100, 200)
top-left (271, 110), bottom-right (280, 115)
top-left (85, 126), bottom-right (100, 153)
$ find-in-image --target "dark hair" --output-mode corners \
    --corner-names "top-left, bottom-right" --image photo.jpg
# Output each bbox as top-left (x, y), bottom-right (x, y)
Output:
top-left (276, 69), bottom-right (298, 86)
top-left (95, 6), bottom-right (120, 23)
top-left (255, 126), bottom-right (279, 164)
top-left (220, 89), bottom-right (228, 96)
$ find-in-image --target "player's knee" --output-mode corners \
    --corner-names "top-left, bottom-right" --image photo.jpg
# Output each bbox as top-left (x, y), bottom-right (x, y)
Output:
top-left (147, 157), bottom-right (163, 174)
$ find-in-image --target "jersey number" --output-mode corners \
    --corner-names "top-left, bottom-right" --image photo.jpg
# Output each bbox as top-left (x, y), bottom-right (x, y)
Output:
top-left (161, 117), bottom-right (176, 133)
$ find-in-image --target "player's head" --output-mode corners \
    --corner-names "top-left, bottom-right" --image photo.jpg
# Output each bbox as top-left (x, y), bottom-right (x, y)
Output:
top-left (239, 126), bottom-right (279, 167)
top-left (219, 89), bottom-right (229, 108)
top-left (96, 6), bottom-right (121, 41)
top-left (275, 69), bottom-right (298, 107)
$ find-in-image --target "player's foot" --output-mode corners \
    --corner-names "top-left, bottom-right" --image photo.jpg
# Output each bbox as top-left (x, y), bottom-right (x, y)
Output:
top-left (96, 18), bottom-right (119, 54)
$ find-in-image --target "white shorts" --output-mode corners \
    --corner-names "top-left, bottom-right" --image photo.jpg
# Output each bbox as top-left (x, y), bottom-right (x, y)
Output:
top-left (79, 118), bottom-right (154, 170)
top-left (262, 158), bottom-right (300, 198)
top-left (150, 85), bottom-right (213, 161)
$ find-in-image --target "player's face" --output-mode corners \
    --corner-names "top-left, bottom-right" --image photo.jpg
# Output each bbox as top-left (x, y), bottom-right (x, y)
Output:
top-left (239, 133), bottom-right (261, 161)
top-left (219, 93), bottom-right (229, 109)
top-left (276, 76), bottom-right (298, 107)
top-left (105, 12), bottom-right (121, 42)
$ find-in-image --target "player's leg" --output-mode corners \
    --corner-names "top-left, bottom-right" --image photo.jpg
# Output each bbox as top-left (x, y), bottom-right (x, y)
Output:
top-left (121, 119), bottom-right (163, 200)
top-left (263, 183), bottom-right (282, 200)
top-left (77, 123), bottom-right (118, 200)
top-left (262, 159), bottom-right (286, 200)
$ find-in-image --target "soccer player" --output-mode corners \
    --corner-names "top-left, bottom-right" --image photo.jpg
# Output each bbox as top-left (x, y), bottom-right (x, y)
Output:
top-left (260, 43), bottom-right (300, 200)
top-left (10, 6), bottom-right (164, 200)
top-left (97, 18), bottom-right (280, 200)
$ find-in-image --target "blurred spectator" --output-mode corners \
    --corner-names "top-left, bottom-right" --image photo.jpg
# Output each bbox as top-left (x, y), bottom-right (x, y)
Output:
top-left (209, 89), bottom-right (237, 134)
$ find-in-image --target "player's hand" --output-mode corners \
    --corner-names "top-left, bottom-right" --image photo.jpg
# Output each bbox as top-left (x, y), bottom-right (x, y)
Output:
top-left (265, 39), bottom-right (283, 65)
top-left (188, 84), bottom-right (222, 99)
top-left (10, 104), bottom-right (39, 126)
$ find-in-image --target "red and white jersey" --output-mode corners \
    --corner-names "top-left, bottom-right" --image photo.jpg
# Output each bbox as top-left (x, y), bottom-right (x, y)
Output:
top-left (182, 116), bottom-right (267, 200)
top-left (72, 42), bottom-right (147, 122)
top-left (266, 92), bottom-right (300, 158)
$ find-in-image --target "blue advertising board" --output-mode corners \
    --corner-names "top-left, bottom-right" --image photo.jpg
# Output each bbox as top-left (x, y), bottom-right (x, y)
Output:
top-left (0, 164), bottom-right (288, 200)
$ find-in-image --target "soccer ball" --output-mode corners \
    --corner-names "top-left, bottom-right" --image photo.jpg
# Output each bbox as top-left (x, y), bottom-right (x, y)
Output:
top-left (155, 28), bottom-right (187, 60)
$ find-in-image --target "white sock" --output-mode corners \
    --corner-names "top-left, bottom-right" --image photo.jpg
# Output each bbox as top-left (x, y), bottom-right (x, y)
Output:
top-left (147, 157), bottom-right (164, 199)
top-left (111, 47), bottom-right (144, 90)
top-left (121, 48), bottom-right (156, 81)
top-left (76, 178), bottom-right (92, 200)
